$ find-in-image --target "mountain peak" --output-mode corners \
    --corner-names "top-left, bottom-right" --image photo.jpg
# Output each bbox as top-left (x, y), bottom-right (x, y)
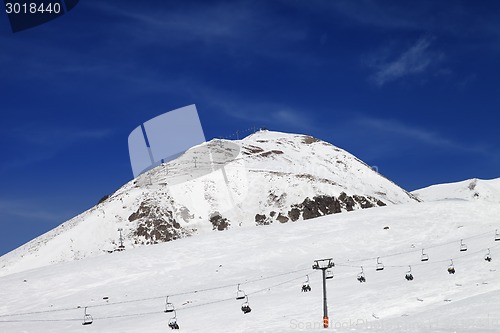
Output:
top-left (0, 130), bottom-right (418, 276)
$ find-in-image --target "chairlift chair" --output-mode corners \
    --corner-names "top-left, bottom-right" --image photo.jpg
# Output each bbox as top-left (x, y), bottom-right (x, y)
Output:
top-left (357, 266), bottom-right (366, 283)
top-left (495, 229), bottom-right (500, 242)
top-left (236, 284), bottom-right (246, 300)
top-left (241, 295), bottom-right (252, 314)
top-left (405, 266), bottom-right (414, 281)
top-left (485, 248), bottom-right (492, 262)
top-left (459, 239), bottom-right (467, 252)
top-left (164, 296), bottom-right (175, 313)
top-left (82, 307), bottom-right (93, 326)
top-left (447, 260), bottom-right (455, 274)
top-left (325, 270), bottom-right (334, 279)
top-left (301, 275), bottom-right (311, 292)
top-left (421, 249), bottom-right (429, 262)
top-left (168, 310), bottom-right (179, 330)
top-left (376, 257), bottom-right (384, 271)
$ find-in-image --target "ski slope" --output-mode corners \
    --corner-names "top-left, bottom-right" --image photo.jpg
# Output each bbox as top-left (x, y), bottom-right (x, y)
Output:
top-left (0, 200), bottom-right (499, 332)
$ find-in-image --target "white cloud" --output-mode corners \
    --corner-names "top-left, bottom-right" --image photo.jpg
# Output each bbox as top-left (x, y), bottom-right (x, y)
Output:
top-left (0, 199), bottom-right (65, 222)
top-left (192, 83), bottom-right (314, 131)
top-left (87, 2), bottom-right (307, 50)
top-left (220, 101), bottom-right (313, 131)
top-left (0, 127), bottom-right (113, 170)
top-left (7, 126), bottom-right (112, 147)
top-left (355, 116), bottom-right (490, 155)
top-left (368, 37), bottom-right (444, 86)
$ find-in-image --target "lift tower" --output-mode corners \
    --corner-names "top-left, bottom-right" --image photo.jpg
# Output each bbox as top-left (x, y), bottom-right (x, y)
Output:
top-left (312, 258), bottom-right (335, 328)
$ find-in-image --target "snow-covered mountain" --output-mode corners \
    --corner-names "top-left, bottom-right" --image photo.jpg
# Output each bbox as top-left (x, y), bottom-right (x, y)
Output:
top-left (0, 199), bottom-right (498, 333)
top-left (0, 130), bottom-right (419, 276)
top-left (412, 178), bottom-right (500, 203)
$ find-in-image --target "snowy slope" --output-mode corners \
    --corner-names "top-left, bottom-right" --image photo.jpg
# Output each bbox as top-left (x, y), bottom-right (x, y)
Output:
top-left (0, 200), bottom-right (499, 332)
top-left (0, 131), bottom-right (418, 276)
top-left (413, 178), bottom-right (500, 203)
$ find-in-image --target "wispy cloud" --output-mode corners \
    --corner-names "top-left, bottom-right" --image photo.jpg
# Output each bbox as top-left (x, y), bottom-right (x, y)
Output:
top-left (301, 0), bottom-right (498, 40)
top-left (228, 103), bottom-right (313, 130)
top-left (355, 116), bottom-right (491, 155)
top-left (87, 1), bottom-right (308, 55)
top-left (89, 2), bottom-right (254, 43)
top-left (0, 199), bottom-right (65, 222)
top-left (190, 83), bottom-right (315, 131)
top-left (318, 0), bottom-right (422, 30)
top-left (0, 126), bottom-right (112, 170)
top-left (366, 37), bottom-right (444, 86)
top-left (8, 127), bottom-right (112, 147)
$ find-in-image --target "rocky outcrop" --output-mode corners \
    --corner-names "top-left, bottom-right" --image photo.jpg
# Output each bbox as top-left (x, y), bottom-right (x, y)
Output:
top-left (254, 193), bottom-right (385, 225)
top-left (210, 212), bottom-right (231, 231)
top-left (129, 200), bottom-right (191, 244)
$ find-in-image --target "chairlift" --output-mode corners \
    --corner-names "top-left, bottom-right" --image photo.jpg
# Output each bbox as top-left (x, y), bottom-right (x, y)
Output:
top-left (495, 229), bottom-right (500, 242)
top-left (301, 275), bottom-right (311, 292)
top-left (405, 266), bottom-right (414, 281)
top-left (376, 257), bottom-right (384, 271)
top-left (236, 284), bottom-right (246, 300)
top-left (459, 239), bottom-right (467, 252)
top-left (241, 295), bottom-right (252, 314)
top-left (447, 259), bottom-right (455, 274)
top-left (357, 266), bottom-right (366, 283)
top-left (168, 310), bottom-right (179, 330)
top-left (485, 248), bottom-right (492, 262)
top-left (82, 307), bottom-right (93, 326)
top-left (325, 270), bottom-right (334, 279)
top-left (421, 249), bottom-right (429, 262)
top-left (164, 296), bottom-right (175, 313)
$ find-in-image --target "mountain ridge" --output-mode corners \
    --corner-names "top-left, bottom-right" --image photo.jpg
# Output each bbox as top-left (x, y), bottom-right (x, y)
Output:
top-left (412, 177), bottom-right (500, 203)
top-left (0, 130), bottom-right (418, 277)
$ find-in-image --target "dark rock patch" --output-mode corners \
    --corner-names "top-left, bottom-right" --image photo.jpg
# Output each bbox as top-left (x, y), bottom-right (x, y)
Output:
top-left (338, 192), bottom-right (355, 211)
top-left (210, 212), bottom-right (230, 231)
top-left (129, 200), bottom-right (191, 242)
top-left (261, 150), bottom-right (284, 157)
top-left (282, 193), bottom-right (384, 222)
top-left (353, 195), bottom-right (374, 209)
top-left (302, 136), bottom-right (321, 144)
top-left (288, 208), bottom-right (301, 222)
top-left (255, 213), bottom-right (272, 225)
top-left (98, 195), bottom-right (110, 205)
top-left (276, 213), bottom-right (289, 223)
top-left (242, 145), bottom-right (264, 155)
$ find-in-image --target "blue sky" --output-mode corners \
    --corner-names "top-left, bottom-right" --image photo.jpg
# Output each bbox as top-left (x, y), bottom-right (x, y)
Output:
top-left (1, 0), bottom-right (499, 255)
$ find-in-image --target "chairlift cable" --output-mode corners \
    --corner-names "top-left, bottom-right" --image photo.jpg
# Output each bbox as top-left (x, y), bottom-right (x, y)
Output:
top-left (0, 318), bottom-right (81, 323)
top-left (0, 267), bottom-right (312, 319)
top-left (336, 243), bottom-right (500, 270)
top-left (341, 230), bottom-right (497, 265)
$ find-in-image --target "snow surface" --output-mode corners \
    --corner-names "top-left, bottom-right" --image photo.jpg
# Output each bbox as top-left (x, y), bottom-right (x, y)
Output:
top-left (0, 131), bottom-right (418, 276)
top-left (413, 178), bottom-right (500, 203)
top-left (0, 200), bottom-right (499, 332)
